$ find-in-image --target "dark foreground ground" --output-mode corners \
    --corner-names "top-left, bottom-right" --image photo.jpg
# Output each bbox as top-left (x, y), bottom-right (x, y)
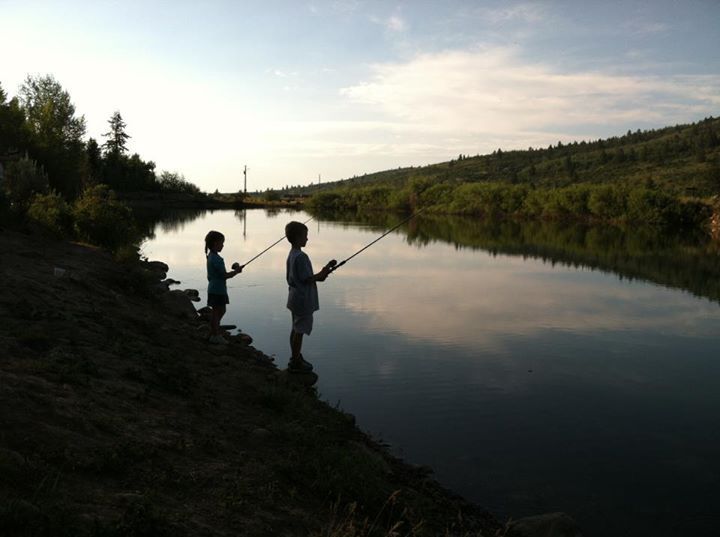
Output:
top-left (0, 229), bottom-right (512, 536)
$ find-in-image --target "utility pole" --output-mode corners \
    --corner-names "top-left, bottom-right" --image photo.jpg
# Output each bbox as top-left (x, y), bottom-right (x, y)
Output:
top-left (318, 173), bottom-right (321, 185)
top-left (243, 165), bottom-right (248, 194)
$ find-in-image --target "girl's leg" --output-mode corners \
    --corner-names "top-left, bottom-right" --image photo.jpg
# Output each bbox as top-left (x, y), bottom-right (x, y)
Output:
top-left (211, 305), bottom-right (226, 336)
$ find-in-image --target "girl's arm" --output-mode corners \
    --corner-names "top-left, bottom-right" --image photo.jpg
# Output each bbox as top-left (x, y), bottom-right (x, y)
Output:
top-left (225, 264), bottom-right (242, 279)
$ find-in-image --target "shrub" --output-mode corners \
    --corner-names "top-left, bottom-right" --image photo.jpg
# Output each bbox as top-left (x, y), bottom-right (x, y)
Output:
top-left (72, 185), bottom-right (137, 249)
top-left (27, 191), bottom-right (73, 237)
top-left (588, 184), bottom-right (627, 220)
top-left (4, 156), bottom-right (49, 209)
top-left (418, 183), bottom-right (455, 208)
top-left (157, 170), bottom-right (201, 195)
top-left (307, 191), bottom-right (345, 211)
top-left (626, 187), bottom-right (674, 226)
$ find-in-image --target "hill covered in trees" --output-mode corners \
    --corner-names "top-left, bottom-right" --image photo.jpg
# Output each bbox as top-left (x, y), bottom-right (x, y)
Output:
top-left (302, 117), bottom-right (720, 197)
top-left (301, 117), bottom-right (720, 229)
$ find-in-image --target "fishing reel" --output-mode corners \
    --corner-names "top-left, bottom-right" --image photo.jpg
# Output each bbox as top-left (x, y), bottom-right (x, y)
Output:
top-left (231, 262), bottom-right (243, 271)
top-left (326, 259), bottom-right (342, 273)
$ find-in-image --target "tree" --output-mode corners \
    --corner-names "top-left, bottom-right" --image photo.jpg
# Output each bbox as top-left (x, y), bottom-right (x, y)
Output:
top-left (86, 138), bottom-right (102, 182)
top-left (19, 75), bottom-right (87, 198)
top-left (0, 82), bottom-right (29, 156)
top-left (102, 111), bottom-right (130, 156)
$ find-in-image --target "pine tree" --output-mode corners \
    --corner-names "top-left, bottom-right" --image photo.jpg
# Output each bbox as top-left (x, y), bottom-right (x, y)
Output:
top-left (102, 111), bottom-right (130, 156)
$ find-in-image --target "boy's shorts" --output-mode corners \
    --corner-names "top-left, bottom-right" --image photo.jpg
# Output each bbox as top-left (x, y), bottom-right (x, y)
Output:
top-left (208, 293), bottom-right (229, 308)
top-left (291, 312), bottom-right (313, 335)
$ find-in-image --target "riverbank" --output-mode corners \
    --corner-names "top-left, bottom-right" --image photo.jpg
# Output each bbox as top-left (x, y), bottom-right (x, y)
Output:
top-left (118, 191), bottom-right (304, 210)
top-left (0, 229), bottom-right (517, 536)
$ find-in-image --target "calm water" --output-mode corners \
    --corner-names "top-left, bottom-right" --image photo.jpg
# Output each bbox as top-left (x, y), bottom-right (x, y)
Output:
top-left (140, 208), bottom-right (720, 537)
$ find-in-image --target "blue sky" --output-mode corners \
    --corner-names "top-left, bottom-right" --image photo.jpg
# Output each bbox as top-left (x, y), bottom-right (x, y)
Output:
top-left (1, 0), bottom-right (719, 192)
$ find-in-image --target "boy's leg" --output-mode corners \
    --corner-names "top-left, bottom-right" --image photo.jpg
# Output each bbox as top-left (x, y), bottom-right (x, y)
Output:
top-left (290, 329), bottom-right (303, 360)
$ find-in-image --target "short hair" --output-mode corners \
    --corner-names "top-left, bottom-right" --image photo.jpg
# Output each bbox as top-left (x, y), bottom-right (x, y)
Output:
top-left (285, 221), bottom-right (308, 244)
top-left (204, 230), bottom-right (225, 254)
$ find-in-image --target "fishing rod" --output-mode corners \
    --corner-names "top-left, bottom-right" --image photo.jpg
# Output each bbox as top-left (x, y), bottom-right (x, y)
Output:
top-left (234, 216), bottom-right (314, 270)
top-left (327, 207), bottom-right (427, 274)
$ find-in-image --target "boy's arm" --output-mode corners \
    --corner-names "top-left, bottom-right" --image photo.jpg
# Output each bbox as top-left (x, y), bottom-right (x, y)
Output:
top-left (305, 261), bottom-right (334, 283)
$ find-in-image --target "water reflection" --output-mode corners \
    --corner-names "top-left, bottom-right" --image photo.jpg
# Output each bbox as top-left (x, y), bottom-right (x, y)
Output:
top-left (136, 206), bottom-right (720, 306)
top-left (312, 209), bottom-right (720, 305)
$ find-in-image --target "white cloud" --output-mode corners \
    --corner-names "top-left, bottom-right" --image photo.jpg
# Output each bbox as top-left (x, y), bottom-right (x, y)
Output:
top-left (331, 0), bottom-right (362, 13)
top-left (624, 20), bottom-right (668, 35)
top-left (386, 15), bottom-right (406, 32)
top-left (340, 46), bottom-right (720, 143)
top-left (480, 3), bottom-right (546, 24)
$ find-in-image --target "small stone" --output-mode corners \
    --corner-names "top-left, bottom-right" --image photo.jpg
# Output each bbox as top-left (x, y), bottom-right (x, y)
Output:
top-left (160, 290), bottom-right (199, 320)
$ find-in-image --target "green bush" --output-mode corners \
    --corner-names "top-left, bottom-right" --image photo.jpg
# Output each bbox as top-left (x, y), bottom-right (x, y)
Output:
top-left (588, 185), bottom-right (627, 220)
top-left (307, 191), bottom-right (345, 211)
top-left (27, 191), bottom-right (73, 237)
top-left (418, 183), bottom-right (455, 208)
top-left (72, 185), bottom-right (137, 249)
top-left (157, 170), bottom-right (201, 195)
top-left (626, 187), bottom-right (674, 225)
top-left (4, 156), bottom-right (49, 209)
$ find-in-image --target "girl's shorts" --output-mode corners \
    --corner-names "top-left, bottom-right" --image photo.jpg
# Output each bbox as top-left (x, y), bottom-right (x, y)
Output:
top-left (291, 312), bottom-right (314, 335)
top-left (208, 293), bottom-right (229, 308)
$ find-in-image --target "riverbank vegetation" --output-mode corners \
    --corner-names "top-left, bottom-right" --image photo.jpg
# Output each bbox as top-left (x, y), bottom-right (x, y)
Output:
top-left (305, 117), bottom-right (720, 229)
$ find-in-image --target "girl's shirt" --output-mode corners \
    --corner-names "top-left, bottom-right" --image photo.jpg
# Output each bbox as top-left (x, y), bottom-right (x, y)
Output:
top-left (286, 247), bottom-right (319, 315)
top-left (207, 251), bottom-right (227, 295)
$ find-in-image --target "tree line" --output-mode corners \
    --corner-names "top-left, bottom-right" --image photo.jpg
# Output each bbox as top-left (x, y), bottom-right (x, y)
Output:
top-left (0, 74), bottom-right (200, 205)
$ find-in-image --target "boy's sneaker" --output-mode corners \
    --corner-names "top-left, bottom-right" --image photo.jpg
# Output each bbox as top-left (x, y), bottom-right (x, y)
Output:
top-left (208, 334), bottom-right (228, 345)
top-left (288, 355), bottom-right (313, 372)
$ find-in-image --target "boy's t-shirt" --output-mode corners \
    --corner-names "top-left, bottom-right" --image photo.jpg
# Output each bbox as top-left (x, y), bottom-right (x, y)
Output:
top-left (286, 247), bottom-right (319, 315)
top-left (207, 251), bottom-right (227, 295)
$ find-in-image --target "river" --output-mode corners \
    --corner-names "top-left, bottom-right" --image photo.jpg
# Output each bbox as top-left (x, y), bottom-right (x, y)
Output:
top-left (139, 207), bottom-right (720, 537)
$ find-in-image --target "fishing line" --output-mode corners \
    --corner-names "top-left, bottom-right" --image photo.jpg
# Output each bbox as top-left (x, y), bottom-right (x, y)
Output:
top-left (238, 216), bottom-right (314, 269)
top-left (328, 207), bottom-right (427, 273)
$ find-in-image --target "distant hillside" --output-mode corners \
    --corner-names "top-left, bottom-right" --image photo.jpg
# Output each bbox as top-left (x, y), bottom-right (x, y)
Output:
top-left (288, 116), bottom-right (720, 198)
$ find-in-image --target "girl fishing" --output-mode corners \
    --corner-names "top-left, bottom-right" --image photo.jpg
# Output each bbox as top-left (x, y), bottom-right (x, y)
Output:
top-left (204, 230), bottom-right (243, 345)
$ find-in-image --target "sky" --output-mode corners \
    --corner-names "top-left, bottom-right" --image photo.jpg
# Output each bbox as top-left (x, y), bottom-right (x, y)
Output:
top-left (1, 0), bottom-right (719, 192)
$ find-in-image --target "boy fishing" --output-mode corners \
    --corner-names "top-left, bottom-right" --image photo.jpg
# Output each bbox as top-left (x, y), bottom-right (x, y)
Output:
top-left (285, 220), bottom-right (335, 372)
